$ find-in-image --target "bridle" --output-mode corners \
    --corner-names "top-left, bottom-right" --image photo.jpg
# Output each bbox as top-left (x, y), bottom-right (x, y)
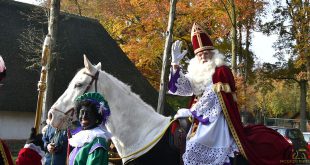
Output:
top-left (83, 70), bottom-right (99, 93)
top-left (65, 70), bottom-right (99, 117)
top-left (63, 70), bottom-right (100, 162)
top-left (51, 70), bottom-right (100, 123)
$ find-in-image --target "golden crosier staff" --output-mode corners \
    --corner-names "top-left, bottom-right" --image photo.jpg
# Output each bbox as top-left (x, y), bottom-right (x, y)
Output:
top-left (34, 35), bottom-right (51, 134)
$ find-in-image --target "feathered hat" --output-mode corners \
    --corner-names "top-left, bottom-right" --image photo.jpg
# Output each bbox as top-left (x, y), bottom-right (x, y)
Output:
top-left (75, 92), bottom-right (111, 124)
top-left (191, 22), bottom-right (214, 54)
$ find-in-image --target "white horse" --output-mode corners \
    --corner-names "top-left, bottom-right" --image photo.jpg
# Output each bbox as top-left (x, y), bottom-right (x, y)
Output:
top-left (48, 55), bottom-right (181, 165)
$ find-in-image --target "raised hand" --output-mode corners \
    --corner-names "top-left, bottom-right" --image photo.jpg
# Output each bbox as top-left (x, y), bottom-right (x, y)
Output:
top-left (171, 40), bottom-right (188, 65)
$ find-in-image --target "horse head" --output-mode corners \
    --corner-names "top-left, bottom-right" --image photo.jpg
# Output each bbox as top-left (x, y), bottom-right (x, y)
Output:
top-left (48, 55), bottom-right (172, 163)
top-left (48, 55), bottom-right (101, 130)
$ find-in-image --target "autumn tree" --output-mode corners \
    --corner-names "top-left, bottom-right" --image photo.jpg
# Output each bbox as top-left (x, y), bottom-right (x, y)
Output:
top-left (258, 59), bottom-right (308, 130)
top-left (260, 0), bottom-right (309, 83)
top-left (213, 0), bottom-right (265, 113)
top-left (59, 0), bottom-right (262, 87)
top-left (59, 0), bottom-right (271, 115)
top-left (236, 0), bottom-right (265, 114)
top-left (60, 0), bottom-right (234, 88)
top-left (260, 0), bottom-right (309, 131)
top-left (257, 80), bottom-right (300, 117)
top-left (253, 68), bottom-right (275, 121)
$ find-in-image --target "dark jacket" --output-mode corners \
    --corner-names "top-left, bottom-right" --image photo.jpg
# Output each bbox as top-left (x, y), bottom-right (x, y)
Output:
top-left (42, 125), bottom-right (68, 165)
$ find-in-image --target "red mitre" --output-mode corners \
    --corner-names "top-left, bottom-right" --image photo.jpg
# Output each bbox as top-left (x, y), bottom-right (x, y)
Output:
top-left (191, 22), bottom-right (214, 54)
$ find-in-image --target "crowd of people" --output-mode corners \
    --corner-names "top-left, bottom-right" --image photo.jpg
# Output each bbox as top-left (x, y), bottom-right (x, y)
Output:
top-left (0, 22), bottom-right (294, 165)
top-left (13, 92), bottom-right (112, 165)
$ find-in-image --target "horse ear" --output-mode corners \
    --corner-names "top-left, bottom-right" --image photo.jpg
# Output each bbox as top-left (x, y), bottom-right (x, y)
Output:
top-left (95, 62), bottom-right (101, 70)
top-left (83, 54), bottom-right (96, 72)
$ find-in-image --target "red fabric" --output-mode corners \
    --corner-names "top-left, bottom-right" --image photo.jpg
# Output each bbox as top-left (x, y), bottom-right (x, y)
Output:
top-left (192, 33), bottom-right (213, 51)
top-left (191, 23), bottom-right (214, 54)
top-left (16, 148), bottom-right (42, 165)
top-left (188, 95), bottom-right (197, 108)
top-left (0, 139), bottom-right (14, 165)
top-left (67, 128), bottom-right (72, 165)
top-left (212, 66), bottom-right (293, 165)
top-left (170, 121), bottom-right (180, 134)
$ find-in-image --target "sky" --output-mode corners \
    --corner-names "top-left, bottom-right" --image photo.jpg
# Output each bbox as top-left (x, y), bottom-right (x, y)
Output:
top-left (15, 0), bottom-right (42, 5)
top-left (15, 0), bottom-right (279, 64)
top-left (252, 32), bottom-right (278, 64)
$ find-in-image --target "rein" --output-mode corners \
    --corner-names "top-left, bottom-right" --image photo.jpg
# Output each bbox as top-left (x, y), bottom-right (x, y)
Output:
top-left (65, 70), bottom-right (99, 163)
top-left (64, 70), bottom-right (99, 118)
top-left (65, 70), bottom-right (169, 162)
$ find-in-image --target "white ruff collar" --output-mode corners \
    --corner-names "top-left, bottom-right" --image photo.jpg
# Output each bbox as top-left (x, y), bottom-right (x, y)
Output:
top-left (69, 126), bottom-right (112, 147)
top-left (24, 143), bottom-right (45, 158)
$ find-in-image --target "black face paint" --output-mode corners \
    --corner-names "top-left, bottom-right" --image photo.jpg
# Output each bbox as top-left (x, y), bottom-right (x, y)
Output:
top-left (79, 106), bottom-right (98, 130)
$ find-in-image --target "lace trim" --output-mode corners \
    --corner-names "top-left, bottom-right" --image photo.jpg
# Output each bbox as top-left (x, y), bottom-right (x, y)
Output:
top-left (191, 84), bottom-right (221, 123)
top-left (69, 127), bottom-right (111, 147)
top-left (174, 71), bottom-right (194, 96)
top-left (183, 141), bottom-right (238, 165)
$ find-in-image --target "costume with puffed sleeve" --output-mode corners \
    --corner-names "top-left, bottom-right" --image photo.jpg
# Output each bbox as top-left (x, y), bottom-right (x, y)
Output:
top-left (169, 65), bottom-right (239, 165)
top-left (68, 127), bottom-right (110, 165)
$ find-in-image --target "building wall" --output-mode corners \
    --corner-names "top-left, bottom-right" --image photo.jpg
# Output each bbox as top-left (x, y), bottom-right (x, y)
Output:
top-left (0, 111), bottom-right (36, 139)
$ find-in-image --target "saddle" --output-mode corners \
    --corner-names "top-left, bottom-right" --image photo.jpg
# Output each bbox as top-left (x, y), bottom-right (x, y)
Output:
top-left (170, 117), bottom-right (192, 151)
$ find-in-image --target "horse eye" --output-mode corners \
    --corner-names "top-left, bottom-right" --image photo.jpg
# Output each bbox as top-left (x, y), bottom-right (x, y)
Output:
top-left (74, 83), bottom-right (83, 88)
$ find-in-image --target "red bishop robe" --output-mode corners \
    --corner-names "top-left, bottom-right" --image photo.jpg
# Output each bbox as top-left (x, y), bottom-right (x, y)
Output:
top-left (212, 65), bottom-right (293, 165)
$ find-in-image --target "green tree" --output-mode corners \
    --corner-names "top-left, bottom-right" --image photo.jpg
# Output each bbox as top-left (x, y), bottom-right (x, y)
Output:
top-left (59, 0), bottom-right (274, 114)
top-left (260, 0), bottom-right (309, 131)
top-left (258, 60), bottom-right (308, 130)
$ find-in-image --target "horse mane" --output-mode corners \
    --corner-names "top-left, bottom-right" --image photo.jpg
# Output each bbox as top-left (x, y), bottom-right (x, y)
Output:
top-left (48, 63), bottom-right (172, 163)
top-left (98, 69), bottom-right (156, 112)
top-left (95, 68), bottom-right (171, 162)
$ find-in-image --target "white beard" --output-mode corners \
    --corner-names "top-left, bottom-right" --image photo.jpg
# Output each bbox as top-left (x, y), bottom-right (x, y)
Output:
top-left (186, 51), bottom-right (226, 95)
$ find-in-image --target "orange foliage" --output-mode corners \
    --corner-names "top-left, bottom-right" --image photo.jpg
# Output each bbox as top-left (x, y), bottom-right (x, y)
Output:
top-left (235, 74), bottom-right (257, 112)
top-left (60, 0), bottom-right (265, 89)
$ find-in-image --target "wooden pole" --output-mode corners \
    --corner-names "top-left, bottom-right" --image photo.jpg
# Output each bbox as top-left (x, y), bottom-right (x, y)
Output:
top-left (42, 0), bottom-right (60, 123)
top-left (157, 0), bottom-right (177, 114)
top-left (34, 35), bottom-right (51, 134)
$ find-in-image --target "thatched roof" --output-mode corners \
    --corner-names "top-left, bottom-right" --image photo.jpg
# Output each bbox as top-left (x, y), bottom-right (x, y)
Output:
top-left (0, 1), bottom-right (171, 114)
